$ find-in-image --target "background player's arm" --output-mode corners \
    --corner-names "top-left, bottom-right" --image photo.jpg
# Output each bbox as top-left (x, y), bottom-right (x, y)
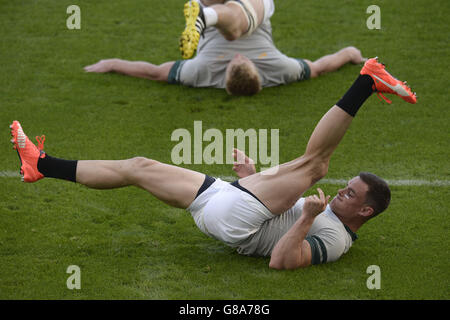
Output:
top-left (269, 189), bottom-right (330, 270)
top-left (84, 59), bottom-right (175, 82)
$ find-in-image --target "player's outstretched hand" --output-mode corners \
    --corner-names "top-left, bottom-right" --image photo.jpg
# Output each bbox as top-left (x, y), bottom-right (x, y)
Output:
top-left (303, 188), bottom-right (330, 219)
top-left (84, 59), bottom-right (115, 73)
top-left (232, 148), bottom-right (256, 178)
top-left (346, 46), bottom-right (367, 64)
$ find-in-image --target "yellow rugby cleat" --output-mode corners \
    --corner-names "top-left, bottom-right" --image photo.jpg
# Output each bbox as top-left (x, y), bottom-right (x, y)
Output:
top-left (179, 1), bottom-right (205, 59)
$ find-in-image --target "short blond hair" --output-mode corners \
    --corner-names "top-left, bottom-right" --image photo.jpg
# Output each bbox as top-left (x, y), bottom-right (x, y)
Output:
top-left (225, 62), bottom-right (262, 96)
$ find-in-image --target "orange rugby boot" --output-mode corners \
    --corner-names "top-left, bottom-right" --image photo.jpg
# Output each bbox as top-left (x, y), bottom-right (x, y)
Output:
top-left (10, 121), bottom-right (46, 182)
top-left (360, 57), bottom-right (417, 104)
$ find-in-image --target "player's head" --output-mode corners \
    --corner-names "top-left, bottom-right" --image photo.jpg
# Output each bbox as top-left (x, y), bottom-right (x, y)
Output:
top-left (330, 172), bottom-right (391, 222)
top-left (225, 53), bottom-right (262, 96)
top-left (358, 172), bottom-right (391, 218)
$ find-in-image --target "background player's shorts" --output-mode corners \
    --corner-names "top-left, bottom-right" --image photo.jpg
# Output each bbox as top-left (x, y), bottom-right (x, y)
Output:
top-left (187, 178), bottom-right (275, 247)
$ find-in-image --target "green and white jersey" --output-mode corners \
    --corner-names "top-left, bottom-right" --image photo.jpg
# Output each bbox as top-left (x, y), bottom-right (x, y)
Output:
top-left (168, 19), bottom-right (310, 88)
top-left (236, 198), bottom-right (358, 265)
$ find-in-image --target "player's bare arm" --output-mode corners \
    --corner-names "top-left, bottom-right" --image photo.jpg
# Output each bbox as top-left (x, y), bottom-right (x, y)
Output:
top-left (305, 46), bottom-right (367, 79)
top-left (269, 188), bottom-right (330, 270)
top-left (84, 59), bottom-right (175, 82)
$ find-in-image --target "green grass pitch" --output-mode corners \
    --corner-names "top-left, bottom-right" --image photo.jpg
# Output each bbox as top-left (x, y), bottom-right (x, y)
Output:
top-left (0, 0), bottom-right (448, 299)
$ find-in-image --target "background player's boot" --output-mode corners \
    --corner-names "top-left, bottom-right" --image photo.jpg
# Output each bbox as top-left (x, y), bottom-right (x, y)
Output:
top-left (179, 1), bottom-right (205, 59)
top-left (10, 121), bottom-right (46, 182)
top-left (360, 57), bottom-right (417, 104)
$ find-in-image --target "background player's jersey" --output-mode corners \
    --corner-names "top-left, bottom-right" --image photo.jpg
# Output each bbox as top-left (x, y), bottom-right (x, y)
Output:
top-left (237, 198), bottom-right (358, 264)
top-left (168, 18), bottom-right (310, 88)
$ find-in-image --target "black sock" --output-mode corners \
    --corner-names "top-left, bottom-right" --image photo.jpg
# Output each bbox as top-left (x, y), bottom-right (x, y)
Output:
top-left (37, 155), bottom-right (78, 182)
top-left (336, 74), bottom-right (375, 117)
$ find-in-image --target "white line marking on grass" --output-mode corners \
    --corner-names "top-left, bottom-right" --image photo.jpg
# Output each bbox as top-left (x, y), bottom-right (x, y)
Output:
top-left (216, 175), bottom-right (450, 186)
top-left (0, 171), bottom-right (20, 178)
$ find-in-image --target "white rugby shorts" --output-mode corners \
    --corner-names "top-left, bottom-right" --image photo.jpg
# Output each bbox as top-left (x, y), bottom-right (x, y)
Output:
top-left (187, 178), bottom-right (275, 247)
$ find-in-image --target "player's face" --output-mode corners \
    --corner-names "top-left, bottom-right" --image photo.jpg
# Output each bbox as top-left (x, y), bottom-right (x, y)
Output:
top-left (329, 177), bottom-right (369, 217)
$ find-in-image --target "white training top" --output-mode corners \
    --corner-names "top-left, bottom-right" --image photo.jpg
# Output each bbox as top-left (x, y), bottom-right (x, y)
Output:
top-left (187, 179), bottom-right (357, 265)
top-left (237, 198), bottom-right (358, 264)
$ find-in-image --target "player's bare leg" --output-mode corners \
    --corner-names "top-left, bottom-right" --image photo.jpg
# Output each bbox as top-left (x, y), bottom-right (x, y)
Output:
top-left (239, 58), bottom-right (416, 214)
top-left (239, 107), bottom-right (352, 214)
top-left (305, 46), bottom-right (367, 78)
top-left (211, 0), bottom-right (265, 41)
top-left (9, 121), bottom-right (206, 209)
top-left (76, 158), bottom-right (206, 208)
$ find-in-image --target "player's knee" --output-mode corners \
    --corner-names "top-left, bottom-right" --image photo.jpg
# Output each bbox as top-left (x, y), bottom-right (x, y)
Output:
top-left (127, 157), bottom-right (159, 178)
top-left (129, 157), bottom-right (158, 169)
top-left (224, 33), bottom-right (239, 41)
top-left (125, 157), bottom-right (159, 185)
top-left (221, 5), bottom-right (246, 40)
top-left (222, 28), bottom-right (241, 41)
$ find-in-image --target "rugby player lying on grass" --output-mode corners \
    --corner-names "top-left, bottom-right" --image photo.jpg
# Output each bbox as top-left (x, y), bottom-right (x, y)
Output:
top-left (10, 58), bottom-right (416, 269)
top-left (84, 0), bottom-right (366, 96)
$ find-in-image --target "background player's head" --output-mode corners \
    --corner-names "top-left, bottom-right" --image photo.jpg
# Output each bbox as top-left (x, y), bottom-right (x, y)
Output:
top-left (330, 172), bottom-right (391, 223)
top-left (225, 53), bottom-right (262, 96)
